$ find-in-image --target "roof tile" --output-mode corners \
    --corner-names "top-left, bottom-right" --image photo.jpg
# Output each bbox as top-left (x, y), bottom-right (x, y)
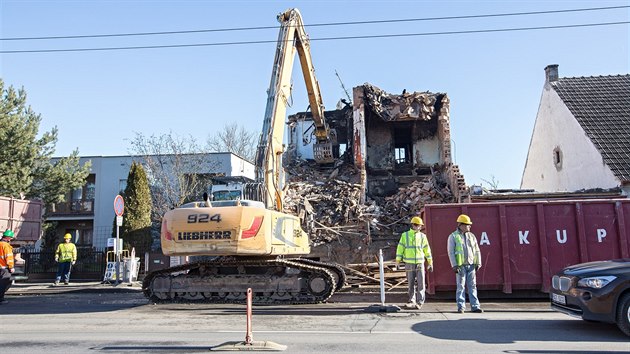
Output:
top-left (551, 74), bottom-right (630, 181)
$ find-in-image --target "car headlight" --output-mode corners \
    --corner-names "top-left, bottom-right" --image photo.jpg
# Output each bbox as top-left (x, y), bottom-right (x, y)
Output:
top-left (577, 276), bottom-right (616, 289)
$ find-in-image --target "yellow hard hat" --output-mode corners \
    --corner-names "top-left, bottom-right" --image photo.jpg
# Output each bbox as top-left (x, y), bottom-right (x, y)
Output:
top-left (64, 233), bottom-right (72, 239)
top-left (457, 214), bottom-right (472, 225)
top-left (410, 216), bottom-right (424, 225)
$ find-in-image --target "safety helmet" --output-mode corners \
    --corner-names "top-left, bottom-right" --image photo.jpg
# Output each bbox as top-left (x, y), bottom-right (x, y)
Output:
top-left (64, 233), bottom-right (73, 239)
top-left (410, 216), bottom-right (424, 226)
top-left (457, 214), bottom-right (472, 225)
top-left (3, 229), bottom-right (15, 238)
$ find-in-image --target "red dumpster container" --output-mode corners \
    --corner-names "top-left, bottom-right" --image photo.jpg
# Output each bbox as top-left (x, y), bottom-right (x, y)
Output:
top-left (423, 199), bottom-right (630, 294)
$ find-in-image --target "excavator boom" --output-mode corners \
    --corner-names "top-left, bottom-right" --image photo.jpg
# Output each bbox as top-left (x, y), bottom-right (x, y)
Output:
top-left (255, 8), bottom-right (334, 210)
top-left (142, 8), bottom-right (345, 305)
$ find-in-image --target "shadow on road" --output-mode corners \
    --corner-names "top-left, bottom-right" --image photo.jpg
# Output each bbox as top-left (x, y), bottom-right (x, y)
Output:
top-left (412, 318), bottom-right (627, 343)
top-left (1, 293), bottom-right (146, 315)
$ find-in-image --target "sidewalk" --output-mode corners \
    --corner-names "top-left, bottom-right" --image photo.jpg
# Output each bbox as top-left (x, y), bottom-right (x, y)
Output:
top-left (5, 281), bottom-right (552, 313)
top-left (7, 281), bottom-right (144, 295)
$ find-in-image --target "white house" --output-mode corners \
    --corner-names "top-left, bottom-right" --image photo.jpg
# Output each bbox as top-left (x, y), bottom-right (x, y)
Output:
top-left (521, 65), bottom-right (630, 195)
top-left (46, 153), bottom-right (254, 249)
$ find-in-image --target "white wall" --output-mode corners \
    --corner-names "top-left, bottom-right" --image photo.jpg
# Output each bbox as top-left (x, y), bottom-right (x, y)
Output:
top-left (413, 136), bottom-right (440, 165)
top-left (521, 84), bottom-right (619, 191)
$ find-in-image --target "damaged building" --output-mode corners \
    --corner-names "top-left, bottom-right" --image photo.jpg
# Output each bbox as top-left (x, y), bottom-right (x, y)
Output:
top-left (284, 84), bottom-right (469, 263)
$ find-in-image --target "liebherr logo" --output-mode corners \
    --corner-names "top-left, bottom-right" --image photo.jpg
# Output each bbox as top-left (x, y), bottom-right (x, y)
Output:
top-left (177, 231), bottom-right (231, 240)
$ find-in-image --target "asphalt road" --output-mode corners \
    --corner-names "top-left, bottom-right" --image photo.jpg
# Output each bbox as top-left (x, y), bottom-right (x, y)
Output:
top-left (2, 291), bottom-right (628, 353)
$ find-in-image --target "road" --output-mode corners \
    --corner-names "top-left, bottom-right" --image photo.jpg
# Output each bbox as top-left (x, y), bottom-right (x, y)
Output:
top-left (2, 292), bottom-right (628, 353)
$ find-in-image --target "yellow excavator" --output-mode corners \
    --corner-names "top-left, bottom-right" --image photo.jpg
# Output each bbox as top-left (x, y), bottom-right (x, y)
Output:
top-left (142, 8), bottom-right (344, 304)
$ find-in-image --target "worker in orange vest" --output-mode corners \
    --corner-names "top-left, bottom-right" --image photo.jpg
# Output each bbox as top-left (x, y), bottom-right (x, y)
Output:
top-left (0, 229), bottom-right (16, 304)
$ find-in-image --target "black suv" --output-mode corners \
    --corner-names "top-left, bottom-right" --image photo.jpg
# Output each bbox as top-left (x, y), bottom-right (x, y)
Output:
top-left (550, 259), bottom-right (630, 336)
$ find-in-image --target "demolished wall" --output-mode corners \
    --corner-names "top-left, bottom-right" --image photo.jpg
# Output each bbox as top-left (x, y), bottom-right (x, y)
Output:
top-left (284, 83), bottom-right (469, 264)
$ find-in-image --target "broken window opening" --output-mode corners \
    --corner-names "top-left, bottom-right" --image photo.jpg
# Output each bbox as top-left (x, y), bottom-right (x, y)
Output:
top-left (393, 125), bottom-right (413, 166)
top-left (395, 148), bottom-right (408, 164)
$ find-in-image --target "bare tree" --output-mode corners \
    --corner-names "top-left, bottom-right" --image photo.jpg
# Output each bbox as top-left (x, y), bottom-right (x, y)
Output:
top-left (127, 132), bottom-right (215, 221)
top-left (481, 175), bottom-right (500, 190)
top-left (206, 123), bottom-right (257, 162)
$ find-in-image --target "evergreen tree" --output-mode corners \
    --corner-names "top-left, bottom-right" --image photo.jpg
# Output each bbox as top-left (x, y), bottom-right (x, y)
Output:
top-left (0, 79), bottom-right (90, 205)
top-left (118, 162), bottom-right (153, 257)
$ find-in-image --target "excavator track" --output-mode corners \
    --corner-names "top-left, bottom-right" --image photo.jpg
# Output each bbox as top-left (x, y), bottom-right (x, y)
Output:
top-left (143, 258), bottom-right (337, 305)
top-left (289, 258), bottom-right (346, 291)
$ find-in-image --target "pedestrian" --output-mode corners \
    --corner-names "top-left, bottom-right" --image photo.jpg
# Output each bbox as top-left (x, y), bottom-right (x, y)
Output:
top-left (395, 216), bottom-right (433, 309)
top-left (447, 214), bottom-right (483, 313)
top-left (0, 229), bottom-right (16, 304)
top-left (54, 233), bottom-right (77, 285)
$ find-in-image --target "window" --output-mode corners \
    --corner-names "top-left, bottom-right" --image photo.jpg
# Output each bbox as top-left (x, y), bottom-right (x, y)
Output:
top-left (553, 147), bottom-right (563, 170)
top-left (395, 148), bottom-right (408, 164)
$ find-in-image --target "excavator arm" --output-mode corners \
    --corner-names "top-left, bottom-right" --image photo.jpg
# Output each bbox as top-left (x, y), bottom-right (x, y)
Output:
top-left (254, 8), bottom-right (334, 211)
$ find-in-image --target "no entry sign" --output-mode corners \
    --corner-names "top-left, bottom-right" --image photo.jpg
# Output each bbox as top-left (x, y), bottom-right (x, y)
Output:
top-left (114, 195), bottom-right (124, 216)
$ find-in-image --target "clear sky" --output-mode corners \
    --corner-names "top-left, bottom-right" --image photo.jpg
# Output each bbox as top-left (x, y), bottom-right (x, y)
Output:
top-left (1, 0), bottom-right (628, 189)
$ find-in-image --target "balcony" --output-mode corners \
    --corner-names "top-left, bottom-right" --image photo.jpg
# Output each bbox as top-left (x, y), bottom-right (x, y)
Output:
top-left (48, 199), bottom-right (95, 216)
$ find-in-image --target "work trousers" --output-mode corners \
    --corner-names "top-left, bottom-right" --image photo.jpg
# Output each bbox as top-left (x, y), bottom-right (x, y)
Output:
top-left (455, 264), bottom-right (481, 311)
top-left (405, 263), bottom-right (426, 304)
top-left (56, 262), bottom-right (72, 282)
top-left (0, 267), bottom-right (11, 300)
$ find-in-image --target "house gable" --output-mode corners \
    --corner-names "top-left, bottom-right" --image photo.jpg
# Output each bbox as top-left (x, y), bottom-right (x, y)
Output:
top-left (521, 70), bottom-right (620, 192)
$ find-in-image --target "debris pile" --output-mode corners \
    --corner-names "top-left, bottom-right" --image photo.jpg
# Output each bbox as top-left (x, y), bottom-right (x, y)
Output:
top-left (378, 178), bottom-right (455, 223)
top-left (362, 83), bottom-right (439, 121)
top-left (284, 159), bottom-right (456, 246)
top-left (341, 261), bottom-right (408, 290)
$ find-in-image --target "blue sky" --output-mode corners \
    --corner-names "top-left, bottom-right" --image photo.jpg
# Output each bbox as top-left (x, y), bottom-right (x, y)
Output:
top-left (1, 0), bottom-right (628, 189)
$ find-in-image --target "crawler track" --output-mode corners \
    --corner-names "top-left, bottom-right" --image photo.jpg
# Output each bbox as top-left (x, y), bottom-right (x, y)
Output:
top-left (143, 258), bottom-right (339, 304)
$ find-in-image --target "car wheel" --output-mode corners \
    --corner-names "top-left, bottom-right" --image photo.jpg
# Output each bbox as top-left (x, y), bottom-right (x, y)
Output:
top-left (617, 293), bottom-right (630, 336)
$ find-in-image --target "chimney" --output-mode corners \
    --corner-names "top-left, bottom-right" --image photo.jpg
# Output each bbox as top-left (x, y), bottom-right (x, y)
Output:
top-left (545, 64), bottom-right (559, 82)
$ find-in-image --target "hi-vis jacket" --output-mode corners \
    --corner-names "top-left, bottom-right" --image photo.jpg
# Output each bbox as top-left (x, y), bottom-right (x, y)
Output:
top-left (0, 241), bottom-right (14, 269)
top-left (396, 229), bottom-right (433, 265)
top-left (447, 229), bottom-right (481, 268)
top-left (55, 243), bottom-right (77, 263)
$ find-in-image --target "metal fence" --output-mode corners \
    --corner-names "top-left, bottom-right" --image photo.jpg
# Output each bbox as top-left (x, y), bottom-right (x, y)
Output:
top-left (19, 248), bottom-right (107, 281)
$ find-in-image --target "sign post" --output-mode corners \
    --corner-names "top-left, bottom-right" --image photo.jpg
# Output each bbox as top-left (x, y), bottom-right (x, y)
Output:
top-left (114, 195), bottom-right (125, 285)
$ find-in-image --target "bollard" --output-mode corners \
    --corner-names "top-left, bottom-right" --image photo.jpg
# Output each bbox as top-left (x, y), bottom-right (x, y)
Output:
top-left (245, 288), bottom-right (253, 345)
top-left (364, 248), bottom-right (401, 313)
top-left (211, 288), bottom-right (287, 351)
top-left (379, 249), bottom-right (385, 306)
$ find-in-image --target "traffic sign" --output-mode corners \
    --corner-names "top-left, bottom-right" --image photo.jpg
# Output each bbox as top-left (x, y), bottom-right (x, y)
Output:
top-left (114, 195), bottom-right (125, 216)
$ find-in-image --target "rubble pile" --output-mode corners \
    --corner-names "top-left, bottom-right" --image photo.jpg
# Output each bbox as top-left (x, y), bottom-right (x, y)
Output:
top-left (284, 179), bottom-right (374, 246)
top-left (284, 159), bottom-right (455, 246)
top-left (362, 83), bottom-right (439, 121)
top-left (378, 179), bottom-right (455, 224)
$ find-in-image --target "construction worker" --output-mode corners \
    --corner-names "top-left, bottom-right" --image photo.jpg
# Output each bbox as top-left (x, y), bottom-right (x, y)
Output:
top-left (54, 233), bottom-right (77, 285)
top-left (395, 216), bottom-right (433, 309)
top-left (448, 214), bottom-right (483, 314)
top-left (0, 229), bottom-right (16, 304)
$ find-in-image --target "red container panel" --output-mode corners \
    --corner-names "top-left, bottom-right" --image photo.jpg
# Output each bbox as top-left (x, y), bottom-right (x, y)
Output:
top-left (424, 199), bottom-right (630, 294)
top-left (0, 196), bottom-right (43, 242)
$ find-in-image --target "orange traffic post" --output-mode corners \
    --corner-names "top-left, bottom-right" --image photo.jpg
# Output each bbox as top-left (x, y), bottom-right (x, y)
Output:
top-left (211, 288), bottom-right (287, 351)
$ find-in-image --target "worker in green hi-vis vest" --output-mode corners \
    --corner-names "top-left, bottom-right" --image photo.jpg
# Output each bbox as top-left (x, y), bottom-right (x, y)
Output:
top-left (54, 233), bottom-right (77, 285)
top-left (447, 214), bottom-right (483, 314)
